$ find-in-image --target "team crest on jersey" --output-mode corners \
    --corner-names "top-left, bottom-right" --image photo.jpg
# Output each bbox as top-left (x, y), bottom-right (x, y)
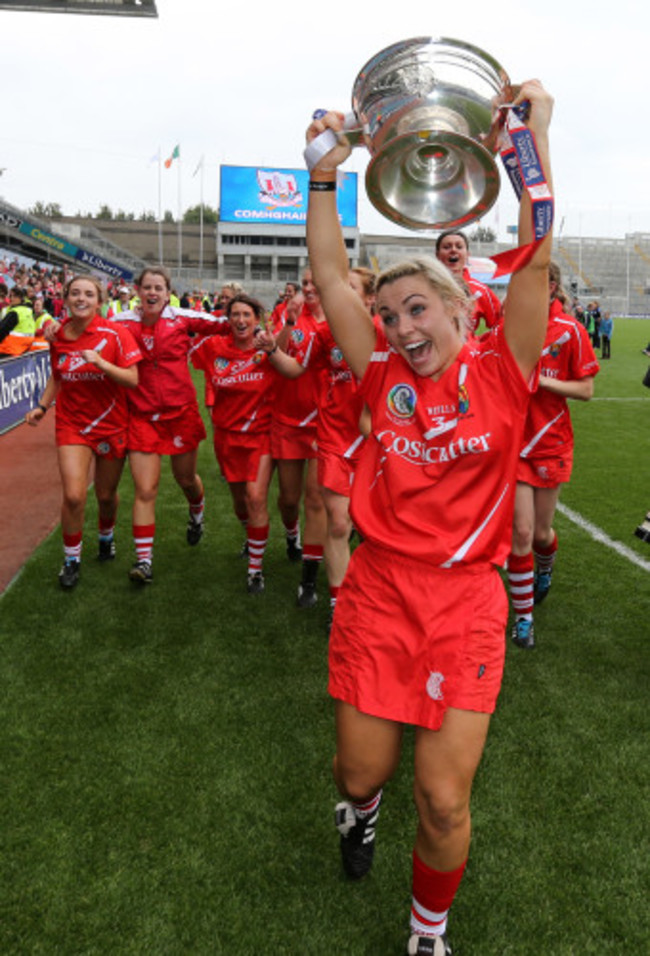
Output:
top-left (57, 352), bottom-right (86, 372)
top-left (291, 328), bottom-right (305, 344)
top-left (387, 383), bottom-right (417, 421)
top-left (252, 351), bottom-right (265, 365)
top-left (330, 346), bottom-right (344, 366)
top-left (96, 441), bottom-right (110, 456)
top-left (458, 383), bottom-right (470, 415)
top-left (426, 671), bottom-right (445, 701)
top-left (549, 342), bottom-right (562, 358)
top-left (215, 357), bottom-right (230, 371)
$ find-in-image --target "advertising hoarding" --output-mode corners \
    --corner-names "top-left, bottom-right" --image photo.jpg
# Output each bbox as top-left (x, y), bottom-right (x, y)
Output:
top-left (220, 165), bottom-right (358, 228)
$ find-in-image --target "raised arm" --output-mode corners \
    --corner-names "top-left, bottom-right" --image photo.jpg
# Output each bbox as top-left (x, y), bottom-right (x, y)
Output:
top-left (305, 113), bottom-right (376, 379)
top-left (503, 80), bottom-right (554, 380)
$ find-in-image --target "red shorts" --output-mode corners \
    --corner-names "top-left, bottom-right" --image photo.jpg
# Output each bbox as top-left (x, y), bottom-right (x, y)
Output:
top-left (55, 424), bottom-right (127, 460)
top-left (329, 541), bottom-right (508, 730)
top-left (213, 426), bottom-right (271, 483)
top-left (517, 450), bottom-right (573, 488)
top-left (317, 446), bottom-right (357, 497)
top-left (128, 403), bottom-right (206, 455)
top-left (271, 417), bottom-right (318, 461)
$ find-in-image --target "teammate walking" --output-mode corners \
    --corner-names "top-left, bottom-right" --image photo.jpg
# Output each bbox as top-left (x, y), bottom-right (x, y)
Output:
top-left (25, 275), bottom-right (141, 589)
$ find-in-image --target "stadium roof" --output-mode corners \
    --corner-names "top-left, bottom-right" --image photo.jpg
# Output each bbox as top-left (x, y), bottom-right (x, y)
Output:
top-left (0, 0), bottom-right (157, 15)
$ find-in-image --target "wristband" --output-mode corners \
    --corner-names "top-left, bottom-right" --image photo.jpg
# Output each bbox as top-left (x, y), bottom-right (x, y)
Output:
top-left (37, 403), bottom-right (48, 414)
top-left (309, 180), bottom-right (336, 192)
top-left (268, 346), bottom-right (278, 356)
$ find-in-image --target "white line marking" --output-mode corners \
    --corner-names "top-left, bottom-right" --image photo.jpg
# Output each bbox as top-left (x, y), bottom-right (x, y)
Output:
top-left (556, 502), bottom-right (650, 572)
top-left (590, 397), bottom-right (650, 402)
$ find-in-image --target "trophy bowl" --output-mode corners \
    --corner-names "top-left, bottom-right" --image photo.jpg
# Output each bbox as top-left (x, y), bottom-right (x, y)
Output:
top-left (350, 37), bottom-right (511, 231)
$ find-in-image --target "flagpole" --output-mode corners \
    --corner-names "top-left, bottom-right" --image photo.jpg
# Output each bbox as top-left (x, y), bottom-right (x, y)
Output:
top-left (177, 151), bottom-right (182, 277)
top-left (157, 147), bottom-right (163, 264)
top-left (199, 157), bottom-right (204, 279)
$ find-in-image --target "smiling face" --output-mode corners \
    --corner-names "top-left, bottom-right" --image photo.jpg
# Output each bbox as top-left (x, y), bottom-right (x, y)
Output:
top-left (66, 278), bottom-right (100, 322)
top-left (228, 301), bottom-right (258, 347)
top-left (436, 233), bottom-right (469, 277)
top-left (137, 271), bottom-right (169, 319)
top-left (377, 274), bottom-right (463, 380)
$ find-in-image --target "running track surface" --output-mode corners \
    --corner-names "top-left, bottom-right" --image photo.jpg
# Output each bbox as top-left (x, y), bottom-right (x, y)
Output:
top-left (0, 419), bottom-right (61, 594)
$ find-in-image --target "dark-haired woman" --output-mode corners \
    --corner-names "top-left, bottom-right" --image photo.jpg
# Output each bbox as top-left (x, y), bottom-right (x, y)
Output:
top-left (191, 294), bottom-right (281, 594)
top-left (435, 230), bottom-right (503, 335)
top-left (113, 267), bottom-right (227, 583)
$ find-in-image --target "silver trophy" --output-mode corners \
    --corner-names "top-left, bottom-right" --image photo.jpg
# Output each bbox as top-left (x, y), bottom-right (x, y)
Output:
top-left (309, 37), bottom-right (512, 231)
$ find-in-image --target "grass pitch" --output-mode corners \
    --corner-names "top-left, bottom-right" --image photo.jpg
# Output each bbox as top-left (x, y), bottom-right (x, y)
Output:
top-left (1, 322), bottom-right (649, 955)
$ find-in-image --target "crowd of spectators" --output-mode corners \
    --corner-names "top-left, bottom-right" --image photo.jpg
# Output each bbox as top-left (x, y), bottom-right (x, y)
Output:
top-left (0, 252), bottom-right (269, 359)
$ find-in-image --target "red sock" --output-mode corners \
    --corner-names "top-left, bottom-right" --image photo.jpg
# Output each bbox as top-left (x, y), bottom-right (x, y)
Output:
top-left (533, 532), bottom-right (558, 574)
top-left (63, 531), bottom-right (82, 562)
top-left (188, 493), bottom-right (205, 523)
top-left (133, 523), bottom-right (155, 564)
top-left (411, 851), bottom-right (467, 938)
top-left (98, 518), bottom-right (115, 539)
top-left (247, 524), bottom-right (269, 573)
top-left (283, 516), bottom-right (300, 537)
top-left (302, 543), bottom-right (323, 562)
top-left (507, 552), bottom-right (534, 619)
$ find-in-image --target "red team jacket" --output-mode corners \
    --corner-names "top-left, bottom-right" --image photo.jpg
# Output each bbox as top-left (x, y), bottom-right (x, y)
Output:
top-left (113, 306), bottom-right (227, 418)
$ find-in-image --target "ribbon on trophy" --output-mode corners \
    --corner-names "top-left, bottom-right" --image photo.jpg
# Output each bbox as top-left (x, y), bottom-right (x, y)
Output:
top-left (463, 103), bottom-right (554, 279)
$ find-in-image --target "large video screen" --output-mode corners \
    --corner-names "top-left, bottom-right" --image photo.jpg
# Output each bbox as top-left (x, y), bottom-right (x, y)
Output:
top-left (220, 165), bottom-right (358, 228)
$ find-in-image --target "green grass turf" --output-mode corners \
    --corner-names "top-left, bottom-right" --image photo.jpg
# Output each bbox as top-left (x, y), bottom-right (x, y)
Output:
top-left (1, 329), bottom-right (649, 955)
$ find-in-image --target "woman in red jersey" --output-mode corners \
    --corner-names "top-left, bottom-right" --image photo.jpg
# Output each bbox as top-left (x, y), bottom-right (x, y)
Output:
top-left (25, 275), bottom-right (141, 590)
top-left (507, 261), bottom-right (599, 649)
top-left (113, 266), bottom-right (227, 584)
top-left (435, 230), bottom-right (503, 335)
top-left (305, 79), bottom-right (554, 956)
top-left (316, 266), bottom-right (376, 630)
top-left (191, 294), bottom-right (279, 594)
top-left (269, 269), bottom-right (328, 607)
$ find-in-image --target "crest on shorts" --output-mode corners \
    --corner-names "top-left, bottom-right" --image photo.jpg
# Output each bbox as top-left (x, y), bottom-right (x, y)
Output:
top-left (387, 383), bottom-right (417, 420)
top-left (426, 671), bottom-right (445, 701)
top-left (96, 441), bottom-right (110, 456)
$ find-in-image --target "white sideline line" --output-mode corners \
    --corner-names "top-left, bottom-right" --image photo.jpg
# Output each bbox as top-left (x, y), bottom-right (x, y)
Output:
top-left (590, 397), bottom-right (650, 402)
top-left (556, 502), bottom-right (650, 573)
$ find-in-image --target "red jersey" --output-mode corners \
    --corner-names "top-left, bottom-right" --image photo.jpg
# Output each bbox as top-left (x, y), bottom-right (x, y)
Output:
top-left (351, 324), bottom-right (532, 568)
top-left (314, 321), bottom-right (365, 459)
top-left (273, 307), bottom-right (327, 430)
top-left (464, 270), bottom-right (503, 334)
top-left (51, 314), bottom-right (141, 439)
top-left (113, 306), bottom-right (228, 418)
top-left (520, 299), bottom-right (600, 460)
top-left (191, 334), bottom-right (276, 433)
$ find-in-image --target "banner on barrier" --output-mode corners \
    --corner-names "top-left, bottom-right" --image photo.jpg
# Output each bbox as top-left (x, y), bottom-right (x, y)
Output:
top-left (0, 351), bottom-right (51, 435)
